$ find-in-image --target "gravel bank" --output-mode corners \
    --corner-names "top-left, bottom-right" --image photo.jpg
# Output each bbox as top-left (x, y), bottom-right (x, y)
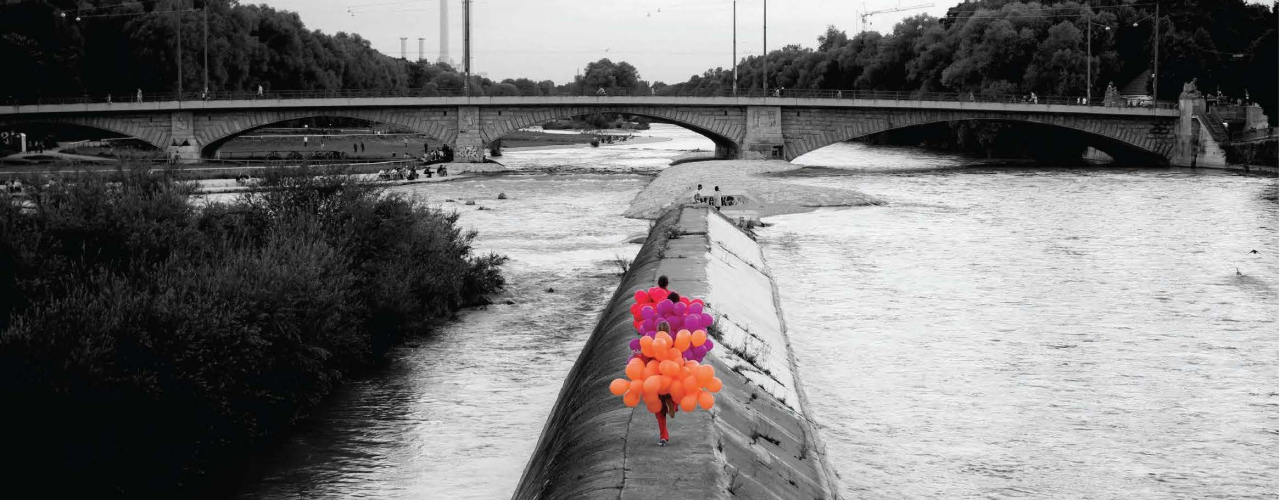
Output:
top-left (624, 160), bottom-right (882, 219)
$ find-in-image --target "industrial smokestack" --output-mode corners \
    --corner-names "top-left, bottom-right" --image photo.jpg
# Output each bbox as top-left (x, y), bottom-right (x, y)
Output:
top-left (400, 37), bottom-right (407, 60)
top-left (418, 38), bottom-right (424, 62)
top-left (438, 0), bottom-right (450, 64)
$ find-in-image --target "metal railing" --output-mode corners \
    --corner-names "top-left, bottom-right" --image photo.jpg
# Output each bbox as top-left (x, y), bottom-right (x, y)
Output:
top-left (4, 88), bottom-right (1179, 109)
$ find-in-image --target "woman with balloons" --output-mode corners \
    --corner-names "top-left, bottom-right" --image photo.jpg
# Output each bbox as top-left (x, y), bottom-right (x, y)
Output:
top-left (612, 278), bottom-right (721, 446)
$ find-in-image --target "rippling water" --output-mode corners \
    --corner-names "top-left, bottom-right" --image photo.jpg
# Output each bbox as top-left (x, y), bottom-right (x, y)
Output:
top-left (770, 142), bottom-right (1279, 499)
top-left (232, 132), bottom-right (1277, 499)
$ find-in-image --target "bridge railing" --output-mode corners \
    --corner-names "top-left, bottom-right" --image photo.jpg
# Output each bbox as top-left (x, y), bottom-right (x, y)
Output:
top-left (4, 88), bottom-right (1179, 109)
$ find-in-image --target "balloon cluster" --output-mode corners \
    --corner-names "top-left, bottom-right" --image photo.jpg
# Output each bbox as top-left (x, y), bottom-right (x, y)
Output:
top-left (609, 331), bottom-right (723, 412)
top-left (609, 287), bottom-right (722, 413)
top-left (627, 287), bottom-right (716, 362)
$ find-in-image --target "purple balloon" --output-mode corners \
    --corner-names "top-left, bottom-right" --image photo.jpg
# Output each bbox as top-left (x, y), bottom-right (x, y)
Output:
top-left (641, 319), bottom-right (655, 332)
top-left (641, 306), bottom-right (656, 320)
top-left (703, 339), bottom-right (714, 351)
top-left (656, 300), bottom-right (673, 315)
top-left (667, 316), bottom-right (683, 329)
top-left (673, 302), bottom-right (687, 316)
top-left (644, 330), bottom-right (657, 338)
top-left (701, 313), bottom-right (713, 328)
top-left (629, 338), bottom-right (641, 350)
top-left (688, 303), bottom-right (703, 316)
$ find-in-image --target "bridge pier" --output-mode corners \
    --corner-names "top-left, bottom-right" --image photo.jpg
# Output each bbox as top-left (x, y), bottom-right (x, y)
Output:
top-left (167, 111), bottom-right (202, 164)
top-left (741, 107), bottom-right (785, 160)
top-left (453, 106), bottom-right (485, 162)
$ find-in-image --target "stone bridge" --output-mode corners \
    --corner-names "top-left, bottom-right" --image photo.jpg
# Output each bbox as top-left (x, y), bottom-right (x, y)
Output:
top-left (0, 96), bottom-right (1198, 165)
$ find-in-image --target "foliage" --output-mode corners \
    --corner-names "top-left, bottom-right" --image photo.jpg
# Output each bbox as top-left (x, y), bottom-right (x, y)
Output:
top-left (0, 166), bottom-right (505, 496)
top-left (657, 0), bottom-right (1276, 122)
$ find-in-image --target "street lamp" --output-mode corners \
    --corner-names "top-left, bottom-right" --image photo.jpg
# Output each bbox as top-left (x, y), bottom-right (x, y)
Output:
top-left (1130, 3), bottom-right (1161, 101)
top-left (1085, 19), bottom-right (1111, 103)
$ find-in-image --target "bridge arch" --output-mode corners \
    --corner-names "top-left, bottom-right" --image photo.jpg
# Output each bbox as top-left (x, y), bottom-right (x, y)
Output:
top-left (479, 106), bottom-right (746, 158)
top-left (0, 115), bottom-right (169, 151)
top-left (197, 108), bottom-right (456, 159)
top-left (782, 109), bottom-right (1177, 163)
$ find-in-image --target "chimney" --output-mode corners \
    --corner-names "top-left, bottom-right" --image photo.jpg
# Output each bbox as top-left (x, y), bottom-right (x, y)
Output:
top-left (418, 38), bottom-right (425, 62)
top-left (438, 0), bottom-right (450, 64)
top-left (400, 37), bottom-right (407, 60)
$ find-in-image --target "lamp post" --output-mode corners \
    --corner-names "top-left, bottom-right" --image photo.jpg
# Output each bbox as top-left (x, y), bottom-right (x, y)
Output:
top-left (762, 0), bottom-right (767, 97)
top-left (1131, 5), bottom-right (1161, 100)
top-left (1085, 19), bottom-right (1110, 103)
top-left (732, 0), bottom-right (737, 97)
top-left (203, 1), bottom-right (209, 96)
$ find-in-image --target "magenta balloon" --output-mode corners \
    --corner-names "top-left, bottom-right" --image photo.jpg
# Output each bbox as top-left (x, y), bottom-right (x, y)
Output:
top-left (656, 300), bottom-right (673, 315)
top-left (641, 319), bottom-right (655, 331)
top-left (673, 302), bottom-right (687, 316)
top-left (688, 303), bottom-right (703, 316)
top-left (644, 330), bottom-right (657, 338)
top-left (704, 339), bottom-right (714, 351)
top-left (641, 306), bottom-right (656, 320)
top-left (667, 315), bottom-right (682, 329)
top-left (629, 338), bottom-right (641, 350)
top-left (701, 313), bottom-right (713, 327)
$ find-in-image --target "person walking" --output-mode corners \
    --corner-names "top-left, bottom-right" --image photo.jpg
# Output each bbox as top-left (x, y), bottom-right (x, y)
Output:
top-left (712, 186), bottom-right (723, 210)
top-left (694, 184), bottom-right (704, 204)
top-left (136, 89), bottom-right (143, 103)
top-left (257, 84), bottom-right (264, 98)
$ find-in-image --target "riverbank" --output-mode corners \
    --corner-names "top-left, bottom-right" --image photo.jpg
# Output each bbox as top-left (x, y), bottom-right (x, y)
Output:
top-left (513, 206), bottom-right (838, 499)
top-left (625, 159), bottom-right (882, 219)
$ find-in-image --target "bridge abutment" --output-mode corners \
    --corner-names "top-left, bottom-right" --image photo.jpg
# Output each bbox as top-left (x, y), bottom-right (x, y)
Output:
top-left (741, 107), bottom-right (785, 160)
top-left (167, 111), bottom-right (202, 163)
top-left (453, 106), bottom-right (485, 162)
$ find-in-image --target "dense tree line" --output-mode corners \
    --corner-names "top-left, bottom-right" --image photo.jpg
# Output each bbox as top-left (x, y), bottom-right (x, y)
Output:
top-left (656, 0), bottom-right (1276, 121)
top-left (0, 0), bottom-right (654, 99)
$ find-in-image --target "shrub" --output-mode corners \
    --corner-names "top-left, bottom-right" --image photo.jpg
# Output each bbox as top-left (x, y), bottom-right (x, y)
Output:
top-left (0, 165), bottom-right (505, 497)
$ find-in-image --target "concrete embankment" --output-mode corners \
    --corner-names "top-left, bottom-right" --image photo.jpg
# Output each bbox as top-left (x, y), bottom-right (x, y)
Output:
top-left (512, 206), bottom-right (838, 500)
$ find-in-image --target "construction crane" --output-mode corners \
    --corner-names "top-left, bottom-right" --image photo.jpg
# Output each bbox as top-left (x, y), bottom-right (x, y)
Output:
top-left (860, 2), bottom-right (933, 33)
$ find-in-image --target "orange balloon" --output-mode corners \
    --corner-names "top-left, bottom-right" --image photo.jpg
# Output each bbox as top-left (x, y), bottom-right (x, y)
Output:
top-left (698, 391), bottom-right (715, 410)
top-left (653, 337), bottom-right (669, 353)
top-left (629, 379), bottom-right (643, 395)
top-left (623, 391), bottom-right (640, 407)
top-left (674, 330), bottom-right (691, 351)
top-left (627, 359), bottom-right (645, 380)
top-left (644, 375), bottom-right (661, 395)
top-left (668, 348), bottom-right (681, 361)
top-left (659, 360), bottom-right (677, 377)
top-left (639, 335), bottom-right (654, 353)
top-left (697, 365), bottom-right (714, 385)
top-left (691, 330), bottom-right (707, 347)
top-left (706, 376), bottom-right (723, 393)
top-left (646, 399), bottom-right (663, 413)
top-left (610, 378), bottom-right (630, 396)
top-left (680, 395), bottom-right (697, 412)
top-left (658, 331), bottom-right (674, 344)
top-left (659, 375), bottom-right (672, 393)
top-left (670, 380), bottom-right (685, 401)
top-left (643, 360), bottom-right (659, 379)
top-left (685, 360), bottom-right (699, 369)
top-left (684, 375), bottom-right (699, 392)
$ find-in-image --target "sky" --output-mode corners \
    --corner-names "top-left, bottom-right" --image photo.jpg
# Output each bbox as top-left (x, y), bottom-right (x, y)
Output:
top-left (256, 0), bottom-right (962, 84)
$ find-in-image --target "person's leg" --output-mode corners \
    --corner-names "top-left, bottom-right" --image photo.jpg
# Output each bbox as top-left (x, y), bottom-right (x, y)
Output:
top-left (656, 411), bottom-right (669, 443)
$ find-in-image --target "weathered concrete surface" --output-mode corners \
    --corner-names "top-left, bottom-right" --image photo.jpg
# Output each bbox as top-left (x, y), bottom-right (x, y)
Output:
top-left (512, 207), bottom-right (838, 500)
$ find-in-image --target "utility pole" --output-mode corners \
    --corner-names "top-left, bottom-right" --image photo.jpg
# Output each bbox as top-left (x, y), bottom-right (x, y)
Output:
top-left (1087, 20), bottom-right (1091, 103)
top-left (203, 1), bottom-right (209, 95)
top-left (464, 0), bottom-right (471, 97)
top-left (176, 7), bottom-right (183, 99)
top-left (1153, 1), bottom-right (1159, 100)
top-left (732, 0), bottom-right (737, 96)
top-left (762, 0), bottom-right (767, 97)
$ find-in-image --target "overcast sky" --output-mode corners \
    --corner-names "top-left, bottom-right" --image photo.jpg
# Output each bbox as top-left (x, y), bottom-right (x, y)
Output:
top-left (257, 0), bottom-right (963, 84)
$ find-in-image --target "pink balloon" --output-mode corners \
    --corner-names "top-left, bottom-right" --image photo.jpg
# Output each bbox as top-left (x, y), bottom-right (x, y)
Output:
top-left (688, 303), bottom-right (703, 316)
top-left (634, 290), bottom-right (650, 304)
top-left (656, 300), bottom-right (673, 315)
top-left (673, 302), bottom-right (687, 316)
top-left (700, 313), bottom-right (713, 328)
top-left (641, 306), bottom-right (656, 320)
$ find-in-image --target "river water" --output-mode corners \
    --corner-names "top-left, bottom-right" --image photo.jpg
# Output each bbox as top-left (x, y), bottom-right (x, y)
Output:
top-left (232, 126), bottom-right (1277, 499)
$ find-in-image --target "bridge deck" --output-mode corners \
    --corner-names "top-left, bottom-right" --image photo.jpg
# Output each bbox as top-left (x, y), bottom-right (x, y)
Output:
top-left (1, 96), bottom-right (1179, 118)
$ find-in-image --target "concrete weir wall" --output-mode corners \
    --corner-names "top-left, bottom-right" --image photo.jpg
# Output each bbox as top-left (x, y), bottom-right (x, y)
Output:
top-left (512, 207), bottom-right (838, 500)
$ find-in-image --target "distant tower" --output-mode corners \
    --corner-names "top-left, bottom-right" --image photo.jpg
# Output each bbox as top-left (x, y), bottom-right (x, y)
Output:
top-left (438, 0), bottom-right (450, 64)
top-left (400, 37), bottom-right (407, 60)
top-left (418, 38), bottom-right (425, 62)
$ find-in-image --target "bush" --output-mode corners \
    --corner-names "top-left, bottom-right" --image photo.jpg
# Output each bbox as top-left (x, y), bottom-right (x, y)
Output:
top-left (0, 166), bottom-right (505, 497)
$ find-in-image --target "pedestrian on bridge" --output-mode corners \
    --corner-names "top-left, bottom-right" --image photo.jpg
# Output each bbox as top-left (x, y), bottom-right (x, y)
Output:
top-left (136, 89), bottom-right (142, 103)
top-left (257, 85), bottom-right (264, 98)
